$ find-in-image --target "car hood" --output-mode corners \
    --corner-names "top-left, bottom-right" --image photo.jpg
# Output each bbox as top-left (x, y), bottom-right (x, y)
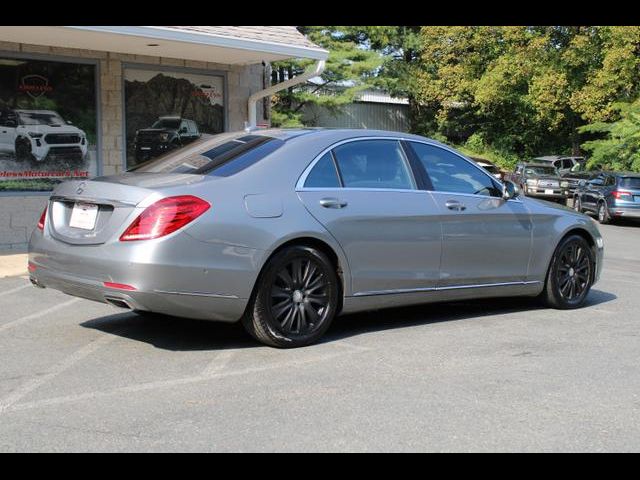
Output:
top-left (562, 172), bottom-right (596, 180)
top-left (17, 124), bottom-right (85, 135)
top-left (529, 175), bottom-right (563, 181)
top-left (136, 128), bottom-right (176, 134)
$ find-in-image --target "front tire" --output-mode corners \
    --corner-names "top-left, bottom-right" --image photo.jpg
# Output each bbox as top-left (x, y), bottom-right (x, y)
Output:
top-left (542, 234), bottom-right (594, 309)
top-left (573, 196), bottom-right (582, 213)
top-left (15, 138), bottom-right (34, 163)
top-left (242, 246), bottom-right (339, 348)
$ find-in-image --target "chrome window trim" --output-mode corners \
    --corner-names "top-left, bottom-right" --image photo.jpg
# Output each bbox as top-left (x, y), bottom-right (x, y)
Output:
top-left (404, 139), bottom-right (521, 202)
top-left (297, 136), bottom-right (419, 191)
top-left (296, 136), bottom-right (523, 203)
top-left (353, 280), bottom-right (541, 297)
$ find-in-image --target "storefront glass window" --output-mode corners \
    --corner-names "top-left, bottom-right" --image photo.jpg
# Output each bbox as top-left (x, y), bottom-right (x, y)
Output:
top-left (0, 56), bottom-right (97, 192)
top-left (124, 67), bottom-right (225, 169)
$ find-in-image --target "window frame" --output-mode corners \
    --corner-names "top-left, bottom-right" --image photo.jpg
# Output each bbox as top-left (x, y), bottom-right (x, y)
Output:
top-left (404, 140), bottom-right (511, 201)
top-left (297, 137), bottom-right (420, 193)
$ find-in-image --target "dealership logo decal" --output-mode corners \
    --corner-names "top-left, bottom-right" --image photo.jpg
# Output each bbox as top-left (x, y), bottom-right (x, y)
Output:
top-left (18, 75), bottom-right (53, 99)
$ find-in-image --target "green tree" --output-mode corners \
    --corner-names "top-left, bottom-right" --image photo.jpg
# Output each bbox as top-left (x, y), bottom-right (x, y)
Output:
top-left (345, 26), bottom-right (428, 131)
top-left (415, 26), bottom-right (611, 166)
top-left (571, 26), bottom-right (640, 123)
top-left (270, 27), bottom-right (382, 127)
top-left (579, 99), bottom-right (640, 172)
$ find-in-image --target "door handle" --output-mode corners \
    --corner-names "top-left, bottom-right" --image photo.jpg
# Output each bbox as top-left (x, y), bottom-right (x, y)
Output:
top-left (445, 200), bottom-right (466, 211)
top-left (319, 198), bottom-right (348, 209)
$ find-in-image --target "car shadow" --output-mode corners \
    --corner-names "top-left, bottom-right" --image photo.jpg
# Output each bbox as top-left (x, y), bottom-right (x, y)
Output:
top-left (321, 289), bottom-right (617, 344)
top-left (81, 289), bottom-right (617, 351)
top-left (80, 311), bottom-right (259, 351)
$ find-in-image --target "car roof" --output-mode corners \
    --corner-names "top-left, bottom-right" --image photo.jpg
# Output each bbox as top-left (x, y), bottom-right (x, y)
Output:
top-left (250, 127), bottom-right (443, 145)
top-left (534, 155), bottom-right (584, 161)
top-left (522, 163), bottom-right (557, 168)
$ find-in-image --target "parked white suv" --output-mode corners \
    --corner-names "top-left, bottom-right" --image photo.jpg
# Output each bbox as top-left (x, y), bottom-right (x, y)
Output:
top-left (0, 109), bottom-right (88, 163)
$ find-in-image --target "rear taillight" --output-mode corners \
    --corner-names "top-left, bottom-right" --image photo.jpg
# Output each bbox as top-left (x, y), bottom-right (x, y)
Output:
top-left (613, 190), bottom-right (633, 200)
top-left (37, 206), bottom-right (48, 231)
top-left (120, 195), bottom-right (210, 242)
top-left (103, 282), bottom-right (137, 291)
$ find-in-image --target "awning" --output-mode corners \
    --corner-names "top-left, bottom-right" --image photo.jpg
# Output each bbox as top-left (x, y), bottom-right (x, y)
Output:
top-left (0, 26), bottom-right (329, 64)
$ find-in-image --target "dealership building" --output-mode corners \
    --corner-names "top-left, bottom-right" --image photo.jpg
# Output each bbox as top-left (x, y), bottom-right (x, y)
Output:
top-left (0, 26), bottom-right (328, 250)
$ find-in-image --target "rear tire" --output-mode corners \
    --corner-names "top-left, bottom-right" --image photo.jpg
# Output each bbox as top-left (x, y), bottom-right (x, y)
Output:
top-left (597, 202), bottom-right (611, 224)
top-left (542, 234), bottom-right (594, 309)
top-left (242, 246), bottom-right (339, 348)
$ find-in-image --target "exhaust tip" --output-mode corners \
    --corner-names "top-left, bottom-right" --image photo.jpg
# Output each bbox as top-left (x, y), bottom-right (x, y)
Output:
top-left (30, 277), bottom-right (45, 289)
top-left (104, 297), bottom-right (132, 310)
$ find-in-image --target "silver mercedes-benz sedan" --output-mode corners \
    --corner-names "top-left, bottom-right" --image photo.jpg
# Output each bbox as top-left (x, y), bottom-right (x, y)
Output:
top-left (29, 129), bottom-right (604, 347)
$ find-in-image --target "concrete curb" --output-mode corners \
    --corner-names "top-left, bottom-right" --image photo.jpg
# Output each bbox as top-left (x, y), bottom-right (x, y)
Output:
top-left (0, 253), bottom-right (28, 278)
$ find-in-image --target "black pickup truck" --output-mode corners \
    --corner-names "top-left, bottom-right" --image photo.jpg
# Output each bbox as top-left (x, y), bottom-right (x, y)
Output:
top-left (504, 162), bottom-right (570, 203)
top-left (134, 116), bottom-right (201, 163)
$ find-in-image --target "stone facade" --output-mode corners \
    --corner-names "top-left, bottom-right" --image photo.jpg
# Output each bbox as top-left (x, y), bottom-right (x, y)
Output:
top-left (0, 41), bottom-right (266, 250)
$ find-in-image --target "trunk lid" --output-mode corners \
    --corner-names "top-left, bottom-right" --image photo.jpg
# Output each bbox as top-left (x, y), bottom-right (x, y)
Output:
top-left (47, 173), bottom-right (204, 245)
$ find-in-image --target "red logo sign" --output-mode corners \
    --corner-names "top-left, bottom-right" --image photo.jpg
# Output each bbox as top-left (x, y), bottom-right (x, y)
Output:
top-left (18, 74), bottom-right (53, 99)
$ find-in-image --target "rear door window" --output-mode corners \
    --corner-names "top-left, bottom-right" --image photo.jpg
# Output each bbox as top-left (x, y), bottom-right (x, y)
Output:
top-left (332, 140), bottom-right (415, 190)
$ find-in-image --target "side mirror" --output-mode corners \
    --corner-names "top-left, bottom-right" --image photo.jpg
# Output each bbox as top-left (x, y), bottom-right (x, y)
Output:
top-left (578, 179), bottom-right (586, 187)
top-left (503, 180), bottom-right (520, 200)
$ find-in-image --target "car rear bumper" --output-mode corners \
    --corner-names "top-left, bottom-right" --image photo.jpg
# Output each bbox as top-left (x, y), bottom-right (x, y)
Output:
top-left (609, 206), bottom-right (640, 218)
top-left (28, 230), bottom-right (261, 323)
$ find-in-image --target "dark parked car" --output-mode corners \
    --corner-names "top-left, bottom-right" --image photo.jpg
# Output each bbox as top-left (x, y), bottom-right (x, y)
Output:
top-left (534, 155), bottom-right (585, 175)
top-left (134, 116), bottom-right (200, 163)
top-left (505, 162), bottom-right (569, 203)
top-left (559, 162), bottom-right (601, 196)
top-left (573, 172), bottom-right (640, 224)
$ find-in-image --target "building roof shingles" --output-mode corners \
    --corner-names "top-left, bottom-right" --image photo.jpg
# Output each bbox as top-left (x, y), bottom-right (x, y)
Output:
top-left (165, 26), bottom-right (322, 50)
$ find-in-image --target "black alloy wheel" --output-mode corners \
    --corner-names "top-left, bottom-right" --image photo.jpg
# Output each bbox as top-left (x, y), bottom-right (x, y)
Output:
top-left (270, 257), bottom-right (331, 336)
top-left (542, 234), bottom-right (594, 309)
top-left (243, 245), bottom-right (339, 348)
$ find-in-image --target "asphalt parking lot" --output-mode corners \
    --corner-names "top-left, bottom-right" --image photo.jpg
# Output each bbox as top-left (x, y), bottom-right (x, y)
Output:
top-left (0, 221), bottom-right (639, 452)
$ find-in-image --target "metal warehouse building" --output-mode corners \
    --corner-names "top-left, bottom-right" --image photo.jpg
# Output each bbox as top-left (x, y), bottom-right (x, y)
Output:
top-left (0, 26), bottom-right (327, 250)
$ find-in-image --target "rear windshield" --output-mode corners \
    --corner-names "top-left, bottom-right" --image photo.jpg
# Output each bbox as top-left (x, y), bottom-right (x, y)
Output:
top-left (128, 133), bottom-right (285, 176)
top-left (619, 177), bottom-right (640, 189)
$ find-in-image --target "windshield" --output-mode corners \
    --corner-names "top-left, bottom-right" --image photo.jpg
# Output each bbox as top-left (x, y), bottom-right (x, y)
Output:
top-left (17, 111), bottom-right (66, 126)
top-left (129, 132), bottom-right (285, 176)
top-left (525, 166), bottom-right (557, 176)
top-left (619, 177), bottom-right (640, 189)
top-left (151, 118), bottom-right (181, 129)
